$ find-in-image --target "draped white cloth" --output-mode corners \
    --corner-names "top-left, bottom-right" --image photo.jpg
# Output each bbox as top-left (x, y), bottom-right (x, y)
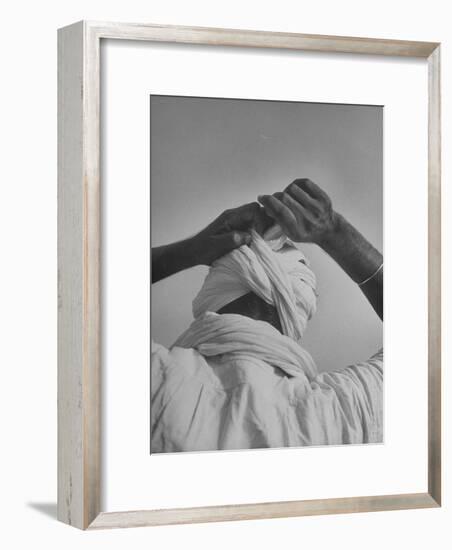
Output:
top-left (174, 312), bottom-right (318, 379)
top-left (151, 227), bottom-right (383, 453)
top-left (193, 229), bottom-right (317, 343)
top-left (151, 313), bottom-right (383, 452)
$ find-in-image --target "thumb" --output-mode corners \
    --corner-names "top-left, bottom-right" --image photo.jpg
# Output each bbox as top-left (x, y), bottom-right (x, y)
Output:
top-left (215, 231), bottom-right (251, 256)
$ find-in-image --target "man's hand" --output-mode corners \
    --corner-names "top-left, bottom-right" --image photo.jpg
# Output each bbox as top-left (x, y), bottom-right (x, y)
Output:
top-left (192, 202), bottom-right (273, 265)
top-left (259, 178), bottom-right (383, 320)
top-left (152, 202), bottom-right (273, 283)
top-left (257, 178), bottom-right (337, 245)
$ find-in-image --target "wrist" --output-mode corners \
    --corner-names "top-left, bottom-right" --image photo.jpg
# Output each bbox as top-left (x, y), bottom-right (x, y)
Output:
top-left (179, 236), bottom-right (204, 268)
top-left (187, 232), bottom-right (220, 267)
top-left (317, 211), bottom-right (346, 251)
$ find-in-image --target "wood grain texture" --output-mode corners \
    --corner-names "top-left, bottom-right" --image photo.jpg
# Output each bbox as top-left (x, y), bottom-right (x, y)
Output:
top-left (90, 21), bottom-right (438, 57)
top-left (57, 21), bottom-right (441, 530)
top-left (89, 493), bottom-right (438, 529)
top-left (58, 21), bottom-right (85, 529)
top-left (58, 21), bottom-right (101, 530)
top-left (427, 46), bottom-right (441, 506)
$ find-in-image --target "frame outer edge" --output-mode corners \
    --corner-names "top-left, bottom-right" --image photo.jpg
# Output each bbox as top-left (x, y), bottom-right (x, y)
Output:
top-left (58, 20), bottom-right (442, 530)
top-left (90, 20), bottom-right (438, 57)
top-left (83, 21), bottom-right (102, 529)
top-left (58, 21), bottom-right (86, 529)
top-left (428, 45), bottom-right (441, 505)
top-left (88, 493), bottom-right (438, 530)
top-left (58, 20), bottom-right (101, 530)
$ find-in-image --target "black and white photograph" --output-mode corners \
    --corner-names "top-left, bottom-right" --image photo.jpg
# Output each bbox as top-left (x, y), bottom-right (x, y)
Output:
top-left (150, 95), bottom-right (383, 454)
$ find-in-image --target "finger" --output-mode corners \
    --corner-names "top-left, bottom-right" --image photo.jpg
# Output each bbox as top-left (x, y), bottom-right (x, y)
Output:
top-left (238, 201), bottom-right (273, 235)
top-left (257, 195), bottom-right (273, 217)
top-left (280, 191), bottom-right (312, 220)
top-left (226, 202), bottom-right (271, 234)
top-left (214, 231), bottom-right (251, 256)
top-left (257, 195), bottom-right (298, 235)
top-left (285, 183), bottom-right (321, 213)
top-left (258, 201), bottom-right (278, 221)
top-left (219, 203), bottom-right (256, 227)
top-left (254, 208), bottom-right (274, 235)
top-left (291, 178), bottom-right (331, 204)
top-left (274, 191), bottom-right (311, 218)
top-left (234, 202), bottom-right (261, 222)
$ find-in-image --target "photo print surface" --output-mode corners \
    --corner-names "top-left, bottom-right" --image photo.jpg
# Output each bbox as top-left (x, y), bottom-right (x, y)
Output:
top-left (151, 95), bottom-right (383, 454)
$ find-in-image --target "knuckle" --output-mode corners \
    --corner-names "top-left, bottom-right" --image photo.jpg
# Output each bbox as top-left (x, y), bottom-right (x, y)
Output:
top-left (321, 193), bottom-right (332, 207)
top-left (293, 178), bottom-right (311, 187)
top-left (240, 202), bottom-right (260, 220)
top-left (243, 201), bottom-right (259, 211)
top-left (232, 232), bottom-right (245, 246)
top-left (288, 221), bottom-right (298, 234)
top-left (274, 200), bottom-right (284, 212)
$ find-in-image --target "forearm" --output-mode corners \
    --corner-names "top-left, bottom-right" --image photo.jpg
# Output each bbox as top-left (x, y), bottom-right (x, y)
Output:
top-left (152, 238), bottom-right (199, 283)
top-left (319, 213), bottom-right (383, 320)
top-left (152, 202), bottom-right (268, 283)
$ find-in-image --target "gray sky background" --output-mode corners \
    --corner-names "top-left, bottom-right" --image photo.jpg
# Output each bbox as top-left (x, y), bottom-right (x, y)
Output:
top-left (151, 96), bottom-right (383, 373)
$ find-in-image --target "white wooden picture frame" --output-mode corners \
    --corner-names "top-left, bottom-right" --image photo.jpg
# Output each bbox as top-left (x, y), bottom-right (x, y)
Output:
top-left (58, 21), bottom-right (441, 530)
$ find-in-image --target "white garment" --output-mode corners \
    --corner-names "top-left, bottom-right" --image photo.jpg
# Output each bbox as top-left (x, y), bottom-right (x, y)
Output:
top-left (151, 312), bottom-right (383, 453)
top-left (152, 228), bottom-right (383, 453)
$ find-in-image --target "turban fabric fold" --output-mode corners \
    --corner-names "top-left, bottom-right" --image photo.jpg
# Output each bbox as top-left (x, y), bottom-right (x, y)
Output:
top-left (192, 227), bottom-right (317, 343)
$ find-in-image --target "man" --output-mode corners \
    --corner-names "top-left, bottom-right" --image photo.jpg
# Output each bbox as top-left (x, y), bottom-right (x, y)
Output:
top-left (151, 179), bottom-right (383, 452)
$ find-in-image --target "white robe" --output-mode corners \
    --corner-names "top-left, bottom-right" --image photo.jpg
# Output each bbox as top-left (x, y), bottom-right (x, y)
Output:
top-left (151, 312), bottom-right (383, 453)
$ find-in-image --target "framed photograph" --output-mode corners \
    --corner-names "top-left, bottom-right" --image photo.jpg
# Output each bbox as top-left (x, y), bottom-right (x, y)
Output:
top-left (58, 21), bottom-right (441, 529)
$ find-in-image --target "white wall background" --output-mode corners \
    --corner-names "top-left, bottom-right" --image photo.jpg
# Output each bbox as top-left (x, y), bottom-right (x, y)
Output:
top-left (151, 97), bottom-right (383, 372)
top-left (0, 1), bottom-right (449, 548)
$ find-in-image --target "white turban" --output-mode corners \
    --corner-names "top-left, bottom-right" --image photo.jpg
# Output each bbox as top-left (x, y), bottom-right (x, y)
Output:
top-left (192, 227), bottom-right (317, 343)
